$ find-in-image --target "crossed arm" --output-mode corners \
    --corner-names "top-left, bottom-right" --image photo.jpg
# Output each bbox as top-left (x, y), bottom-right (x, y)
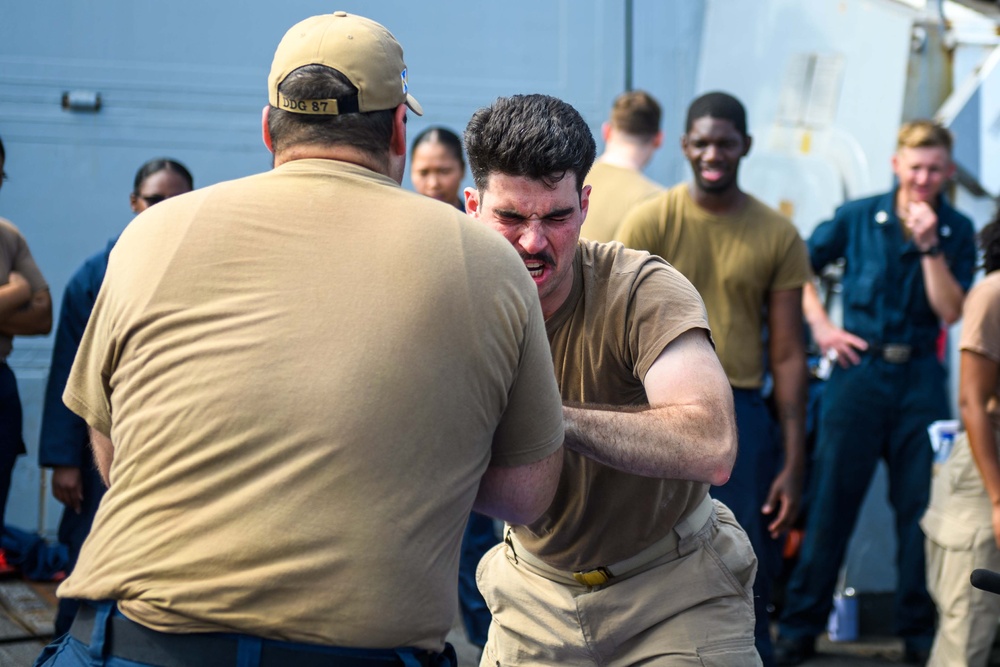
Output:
top-left (561, 328), bottom-right (737, 485)
top-left (0, 271), bottom-right (52, 336)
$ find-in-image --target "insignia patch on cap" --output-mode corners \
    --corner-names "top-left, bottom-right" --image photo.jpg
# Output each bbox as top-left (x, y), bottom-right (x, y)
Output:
top-left (401, 68), bottom-right (408, 95)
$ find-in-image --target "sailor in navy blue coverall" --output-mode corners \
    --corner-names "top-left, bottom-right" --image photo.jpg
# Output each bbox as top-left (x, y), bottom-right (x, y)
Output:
top-left (39, 237), bottom-right (117, 636)
top-left (776, 123), bottom-right (976, 665)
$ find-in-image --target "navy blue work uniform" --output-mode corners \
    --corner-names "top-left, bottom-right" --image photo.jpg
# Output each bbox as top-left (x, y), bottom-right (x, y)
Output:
top-left (38, 237), bottom-right (116, 636)
top-left (34, 601), bottom-right (457, 667)
top-left (0, 361), bottom-right (25, 531)
top-left (712, 387), bottom-right (782, 665)
top-left (777, 190), bottom-right (976, 652)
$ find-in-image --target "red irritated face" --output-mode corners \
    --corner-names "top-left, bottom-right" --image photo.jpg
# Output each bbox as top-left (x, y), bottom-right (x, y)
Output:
top-left (681, 116), bottom-right (751, 195)
top-left (466, 172), bottom-right (589, 319)
top-left (891, 145), bottom-right (954, 206)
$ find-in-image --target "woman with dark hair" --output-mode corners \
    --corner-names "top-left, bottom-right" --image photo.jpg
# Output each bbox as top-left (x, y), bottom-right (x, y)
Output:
top-left (0, 133), bottom-right (52, 568)
top-left (410, 127), bottom-right (466, 210)
top-left (39, 157), bottom-right (193, 635)
top-left (923, 216), bottom-right (1000, 666)
top-left (128, 158), bottom-right (194, 213)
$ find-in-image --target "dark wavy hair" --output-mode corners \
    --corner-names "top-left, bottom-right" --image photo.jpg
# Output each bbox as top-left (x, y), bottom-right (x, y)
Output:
top-left (980, 217), bottom-right (1000, 275)
top-left (465, 94), bottom-right (595, 194)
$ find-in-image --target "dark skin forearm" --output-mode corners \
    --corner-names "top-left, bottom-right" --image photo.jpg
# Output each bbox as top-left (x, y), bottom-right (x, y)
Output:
top-left (765, 288), bottom-right (808, 537)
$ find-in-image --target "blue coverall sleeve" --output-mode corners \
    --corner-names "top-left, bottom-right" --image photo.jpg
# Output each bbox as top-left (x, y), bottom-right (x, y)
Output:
top-left (807, 211), bottom-right (848, 274)
top-left (948, 218), bottom-right (978, 292)
top-left (38, 259), bottom-right (104, 468)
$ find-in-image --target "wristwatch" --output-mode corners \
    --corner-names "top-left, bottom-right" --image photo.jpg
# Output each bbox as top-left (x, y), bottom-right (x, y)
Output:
top-left (921, 245), bottom-right (943, 257)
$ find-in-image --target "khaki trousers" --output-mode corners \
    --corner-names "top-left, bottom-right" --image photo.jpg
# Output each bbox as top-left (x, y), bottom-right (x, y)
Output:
top-left (477, 499), bottom-right (761, 666)
top-left (923, 432), bottom-right (1000, 667)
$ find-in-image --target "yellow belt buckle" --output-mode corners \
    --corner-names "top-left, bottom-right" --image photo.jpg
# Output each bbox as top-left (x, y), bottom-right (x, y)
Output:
top-left (573, 567), bottom-right (611, 586)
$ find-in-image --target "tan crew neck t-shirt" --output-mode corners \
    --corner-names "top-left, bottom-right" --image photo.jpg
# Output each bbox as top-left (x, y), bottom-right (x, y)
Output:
top-left (617, 183), bottom-right (811, 388)
top-left (61, 159), bottom-right (565, 650)
top-left (514, 240), bottom-right (712, 570)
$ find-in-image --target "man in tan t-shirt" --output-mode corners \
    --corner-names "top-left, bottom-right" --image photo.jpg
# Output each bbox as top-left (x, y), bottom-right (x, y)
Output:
top-left (0, 220), bottom-right (51, 538)
top-left (37, 13), bottom-right (564, 667)
top-left (0, 135), bottom-right (52, 547)
top-left (616, 91), bottom-right (810, 665)
top-left (465, 94), bottom-right (759, 666)
top-left (580, 90), bottom-right (664, 242)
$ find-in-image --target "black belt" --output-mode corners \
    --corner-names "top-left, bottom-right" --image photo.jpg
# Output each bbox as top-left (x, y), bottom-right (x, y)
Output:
top-left (70, 604), bottom-right (444, 667)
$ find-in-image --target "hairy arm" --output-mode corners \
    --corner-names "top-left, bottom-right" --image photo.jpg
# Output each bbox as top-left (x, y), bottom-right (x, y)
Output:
top-left (562, 328), bottom-right (736, 484)
top-left (764, 288), bottom-right (808, 536)
top-left (473, 446), bottom-right (563, 525)
top-left (959, 350), bottom-right (1000, 548)
top-left (802, 280), bottom-right (868, 367)
top-left (88, 426), bottom-right (113, 488)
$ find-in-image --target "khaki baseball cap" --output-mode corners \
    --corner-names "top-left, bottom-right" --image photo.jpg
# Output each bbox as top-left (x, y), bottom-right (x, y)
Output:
top-left (268, 11), bottom-right (423, 116)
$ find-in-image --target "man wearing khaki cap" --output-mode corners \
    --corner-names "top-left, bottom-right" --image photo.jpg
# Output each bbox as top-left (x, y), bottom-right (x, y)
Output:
top-left (34, 12), bottom-right (564, 667)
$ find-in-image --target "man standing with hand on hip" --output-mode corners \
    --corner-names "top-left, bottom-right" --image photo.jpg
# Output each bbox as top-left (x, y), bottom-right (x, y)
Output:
top-left (774, 120), bottom-right (976, 666)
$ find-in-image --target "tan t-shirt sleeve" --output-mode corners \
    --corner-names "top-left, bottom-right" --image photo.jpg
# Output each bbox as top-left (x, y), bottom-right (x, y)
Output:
top-left (62, 272), bottom-right (117, 437)
top-left (1, 221), bottom-right (47, 292)
top-left (960, 278), bottom-right (1000, 363)
top-left (628, 258), bottom-right (712, 382)
top-left (770, 227), bottom-right (812, 292)
top-left (490, 289), bottom-right (565, 467)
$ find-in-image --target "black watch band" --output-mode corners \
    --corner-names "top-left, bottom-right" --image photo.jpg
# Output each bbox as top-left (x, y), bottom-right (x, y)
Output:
top-left (921, 245), bottom-right (943, 257)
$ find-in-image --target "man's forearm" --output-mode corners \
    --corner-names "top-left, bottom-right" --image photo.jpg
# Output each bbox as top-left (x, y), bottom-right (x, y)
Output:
top-left (0, 282), bottom-right (32, 322)
top-left (473, 446), bottom-right (564, 525)
top-left (88, 426), bottom-right (114, 487)
top-left (921, 254), bottom-right (965, 324)
top-left (801, 281), bottom-right (830, 332)
top-left (562, 400), bottom-right (736, 485)
top-left (769, 287), bottom-right (808, 468)
top-left (0, 290), bottom-right (52, 336)
top-left (770, 357), bottom-right (807, 474)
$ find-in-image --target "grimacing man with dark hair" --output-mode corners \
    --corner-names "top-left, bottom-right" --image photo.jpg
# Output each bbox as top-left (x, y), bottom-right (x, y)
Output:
top-left (35, 13), bottom-right (564, 667)
top-left (464, 93), bottom-right (761, 666)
